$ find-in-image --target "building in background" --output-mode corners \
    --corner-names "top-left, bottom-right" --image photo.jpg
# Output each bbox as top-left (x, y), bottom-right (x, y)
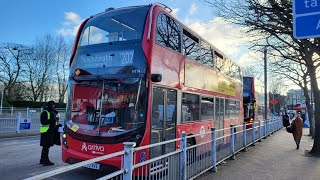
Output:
top-left (286, 89), bottom-right (313, 119)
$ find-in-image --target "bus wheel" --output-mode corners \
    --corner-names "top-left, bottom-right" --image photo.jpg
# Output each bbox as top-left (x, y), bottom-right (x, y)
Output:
top-left (187, 137), bottom-right (196, 165)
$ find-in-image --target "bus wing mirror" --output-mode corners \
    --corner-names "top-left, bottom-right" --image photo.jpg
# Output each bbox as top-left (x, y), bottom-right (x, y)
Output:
top-left (151, 74), bottom-right (162, 82)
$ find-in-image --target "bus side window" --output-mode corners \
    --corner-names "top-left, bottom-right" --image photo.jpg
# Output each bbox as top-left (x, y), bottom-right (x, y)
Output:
top-left (156, 13), bottom-right (181, 52)
top-left (182, 93), bottom-right (200, 122)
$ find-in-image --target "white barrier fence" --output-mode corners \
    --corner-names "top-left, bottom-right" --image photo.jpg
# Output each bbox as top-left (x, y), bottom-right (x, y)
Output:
top-left (25, 117), bottom-right (283, 180)
top-left (0, 112), bottom-right (64, 134)
top-left (0, 107), bottom-right (65, 117)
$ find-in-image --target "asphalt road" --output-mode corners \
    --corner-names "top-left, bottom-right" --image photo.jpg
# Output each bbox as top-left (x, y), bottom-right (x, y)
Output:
top-left (0, 136), bottom-right (110, 180)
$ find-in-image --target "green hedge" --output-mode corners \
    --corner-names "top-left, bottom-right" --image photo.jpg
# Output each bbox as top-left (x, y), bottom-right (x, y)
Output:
top-left (8, 101), bottom-right (66, 108)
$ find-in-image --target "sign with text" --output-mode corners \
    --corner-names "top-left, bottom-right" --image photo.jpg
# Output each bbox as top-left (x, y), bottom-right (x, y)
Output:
top-left (20, 118), bottom-right (31, 130)
top-left (293, 0), bottom-right (320, 39)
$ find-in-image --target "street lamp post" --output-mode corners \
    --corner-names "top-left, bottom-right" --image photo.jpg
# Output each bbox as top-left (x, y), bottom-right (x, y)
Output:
top-left (264, 47), bottom-right (268, 122)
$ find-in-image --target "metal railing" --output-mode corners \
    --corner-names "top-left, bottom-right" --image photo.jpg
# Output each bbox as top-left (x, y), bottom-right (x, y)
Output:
top-left (0, 112), bottom-right (64, 134)
top-left (24, 117), bottom-right (283, 180)
top-left (0, 107), bottom-right (66, 117)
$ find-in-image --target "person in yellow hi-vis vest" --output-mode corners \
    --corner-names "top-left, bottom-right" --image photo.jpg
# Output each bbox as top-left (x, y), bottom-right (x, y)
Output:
top-left (40, 100), bottom-right (57, 166)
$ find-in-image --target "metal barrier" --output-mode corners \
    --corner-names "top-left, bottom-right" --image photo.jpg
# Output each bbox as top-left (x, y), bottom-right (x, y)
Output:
top-left (24, 117), bottom-right (283, 180)
top-left (0, 107), bottom-right (65, 117)
top-left (0, 112), bottom-right (64, 134)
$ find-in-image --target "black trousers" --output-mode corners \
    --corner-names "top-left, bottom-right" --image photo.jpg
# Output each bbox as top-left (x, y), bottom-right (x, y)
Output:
top-left (41, 146), bottom-right (50, 162)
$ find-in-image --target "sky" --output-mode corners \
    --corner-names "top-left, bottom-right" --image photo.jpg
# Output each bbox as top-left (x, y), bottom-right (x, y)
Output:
top-left (0, 0), bottom-right (260, 67)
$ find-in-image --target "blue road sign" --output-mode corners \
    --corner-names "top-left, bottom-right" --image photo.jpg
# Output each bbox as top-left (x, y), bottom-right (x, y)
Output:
top-left (295, 14), bottom-right (320, 38)
top-left (294, 0), bottom-right (320, 15)
top-left (293, 0), bottom-right (320, 39)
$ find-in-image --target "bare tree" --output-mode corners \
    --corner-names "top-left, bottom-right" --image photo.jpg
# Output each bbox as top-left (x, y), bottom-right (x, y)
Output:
top-left (269, 54), bottom-right (317, 136)
top-left (242, 65), bottom-right (264, 79)
top-left (203, 0), bottom-right (320, 154)
top-left (0, 44), bottom-right (30, 102)
top-left (23, 35), bottom-right (56, 102)
top-left (54, 36), bottom-right (70, 103)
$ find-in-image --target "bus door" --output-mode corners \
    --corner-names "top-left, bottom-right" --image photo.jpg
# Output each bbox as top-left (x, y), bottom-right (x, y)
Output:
top-left (215, 98), bottom-right (224, 138)
top-left (150, 87), bottom-right (177, 158)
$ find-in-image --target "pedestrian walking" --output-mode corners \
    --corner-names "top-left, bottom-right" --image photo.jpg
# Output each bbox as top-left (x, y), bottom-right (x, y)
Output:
top-left (39, 100), bottom-right (57, 166)
top-left (290, 112), bottom-right (303, 149)
top-left (282, 112), bottom-right (290, 127)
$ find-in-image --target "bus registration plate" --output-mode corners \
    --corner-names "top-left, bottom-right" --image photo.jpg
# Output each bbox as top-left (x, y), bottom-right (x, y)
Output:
top-left (83, 163), bottom-right (100, 170)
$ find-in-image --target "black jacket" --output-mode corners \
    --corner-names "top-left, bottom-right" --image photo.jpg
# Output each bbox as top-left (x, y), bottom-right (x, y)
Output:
top-left (40, 109), bottom-right (56, 147)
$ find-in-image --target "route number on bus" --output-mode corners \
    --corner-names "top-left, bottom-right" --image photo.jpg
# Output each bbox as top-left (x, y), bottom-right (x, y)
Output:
top-left (121, 51), bottom-right (134, 65)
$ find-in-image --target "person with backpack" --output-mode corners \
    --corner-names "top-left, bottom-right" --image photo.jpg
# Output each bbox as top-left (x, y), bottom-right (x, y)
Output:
top-left (39, 100), bottom-right (57, 166)
top-left (287, 112), bottom-right (303, 149)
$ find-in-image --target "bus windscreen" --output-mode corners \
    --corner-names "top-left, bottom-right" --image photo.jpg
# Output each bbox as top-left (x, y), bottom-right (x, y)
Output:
top-left (66, 78), bottom-right (147, 138)
top-left (79, 6), bottom-right (149, 46)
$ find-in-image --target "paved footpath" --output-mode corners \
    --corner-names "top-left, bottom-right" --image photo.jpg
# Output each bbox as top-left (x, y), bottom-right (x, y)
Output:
top-left (198, 128), bottom-right (320, 180)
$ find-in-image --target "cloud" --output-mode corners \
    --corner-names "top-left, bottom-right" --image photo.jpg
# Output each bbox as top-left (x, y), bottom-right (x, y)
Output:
top-left (188, 4), bottom-right (198, 15)
top-left (238, 51), bottom-right (262, 67)
top-left (186, 17), bottom-right (248, 60)
top-left (171, 8), bottom-right (180, 16)
top-left (58, 12), bottom-right (83, 37)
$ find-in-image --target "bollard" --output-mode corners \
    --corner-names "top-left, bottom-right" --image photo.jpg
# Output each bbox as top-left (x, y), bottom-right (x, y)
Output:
top-left (252, 122), bottom-right (256, 146)
top-left (230, 125), bottom-right (235, 160)
top-left (258, 121), bottom-right (262, 142)
top-left (123, 142), bottom-right (136, 180)
top-left (11, 107), bottom-right (13, 116)
top-left (211, 128), bottom-right (217, 172)
top-left (179, 132), bottom-right (187, 180)
top-left (27, 107), bottom-right (29, 117)
top-left (242, 123), bottom-right (247, 152)
top-left (16, 112), bottom-right (21, 133)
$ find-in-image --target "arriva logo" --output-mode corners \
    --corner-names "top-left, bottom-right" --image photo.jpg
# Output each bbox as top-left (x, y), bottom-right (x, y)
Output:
top-left (81, 142), bottom-right (88, 151)
top-left (81, 142), bottom-right (105, 155)
top-left (200, 126), bottom-right (206, 138)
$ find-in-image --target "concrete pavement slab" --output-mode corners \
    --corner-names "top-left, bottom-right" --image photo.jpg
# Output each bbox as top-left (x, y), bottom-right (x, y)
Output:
top-left (198, 128), bottom-right (320, 180)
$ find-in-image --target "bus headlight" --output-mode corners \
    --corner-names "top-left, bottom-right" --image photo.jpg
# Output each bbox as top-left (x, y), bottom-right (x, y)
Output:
top-left (62, 133), bottom-right (68, 148)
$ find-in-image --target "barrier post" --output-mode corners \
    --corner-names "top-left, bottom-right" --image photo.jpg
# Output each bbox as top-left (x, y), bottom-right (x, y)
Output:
top-left (123, 142), bottom-right (136, 180)
top-left (271, 118), bottom-right (274, 134)
top-left (268, 119), bottom-right (271, 136)
top-left (252, 122), bottom-right (256, 146)
top-left (11, 107), bottom-right (13, 116)
top-left (278, 118), bottom-right (281, 130)
top-left (27, 107), bottom-right (29, 117)
top-left (242, 123), bottom-right (247, 152)
top-left (230, 125), bottom-right (235, 160)
top-left (258, 121), bottom-right (262, 142)
top-left (180, 132), bottom-right (187, 180)
top-left (211, 128), bottom-right (217, 172)
top-left (16, 112), bottom-right (21, 133)
top-left (263, 120), bottom-right (267, 139)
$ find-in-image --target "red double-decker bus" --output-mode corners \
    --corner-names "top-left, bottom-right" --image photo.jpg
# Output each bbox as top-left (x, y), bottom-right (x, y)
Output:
top-left (62, 3), bottom-right (243, 171)
top-left (243, 76), bottom-right (265, 124)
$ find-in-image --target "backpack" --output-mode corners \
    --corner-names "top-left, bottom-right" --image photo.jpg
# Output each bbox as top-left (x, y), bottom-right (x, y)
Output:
top-left (286, 123), bottom-right (296, 133)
